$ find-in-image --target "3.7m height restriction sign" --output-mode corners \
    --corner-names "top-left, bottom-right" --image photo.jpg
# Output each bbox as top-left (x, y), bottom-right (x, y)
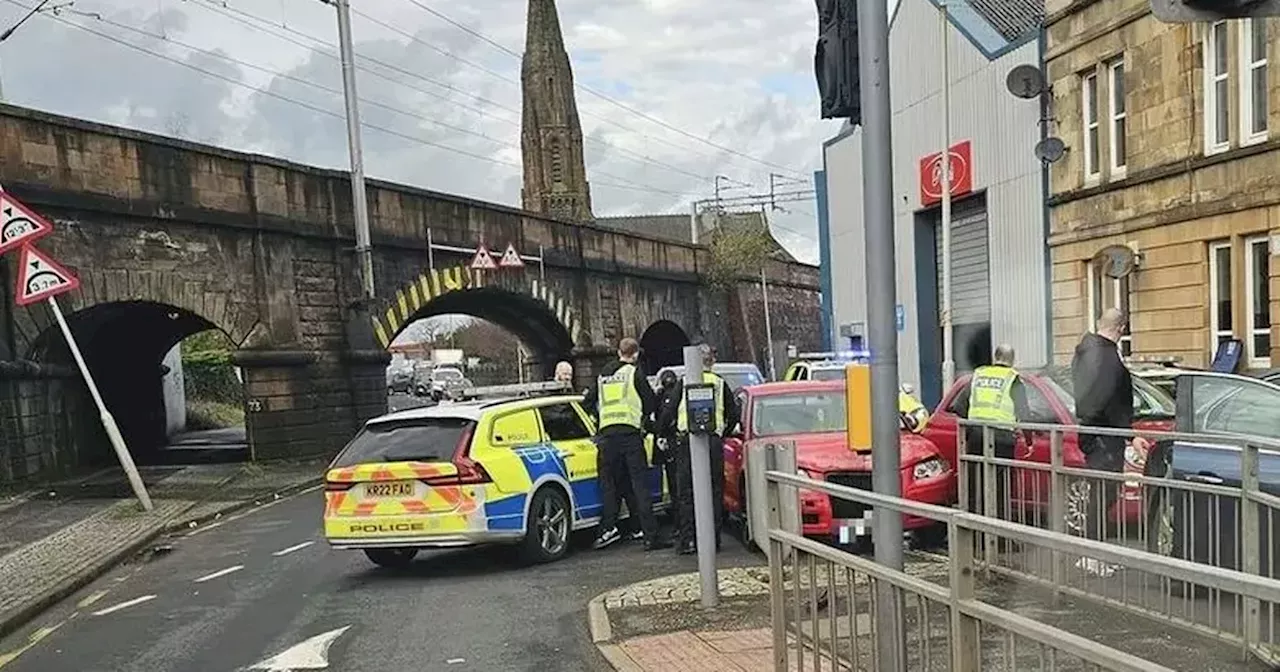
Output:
top-left (14, 244), bottom-right (79, 306)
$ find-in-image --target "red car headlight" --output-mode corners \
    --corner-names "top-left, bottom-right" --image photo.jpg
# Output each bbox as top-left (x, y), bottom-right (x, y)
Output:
top-left (912, 458), bottom-right (947, 481)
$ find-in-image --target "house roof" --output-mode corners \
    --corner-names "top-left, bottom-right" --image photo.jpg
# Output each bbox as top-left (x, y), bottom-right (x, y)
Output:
top-left (596, 211), bottom-right (798, 262)
top-left (966, 0), bottom-right (1045, 43)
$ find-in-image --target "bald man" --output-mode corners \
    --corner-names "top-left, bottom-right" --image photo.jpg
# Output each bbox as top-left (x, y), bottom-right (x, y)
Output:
top-left (1071, 308), bottom-right (1137, 546)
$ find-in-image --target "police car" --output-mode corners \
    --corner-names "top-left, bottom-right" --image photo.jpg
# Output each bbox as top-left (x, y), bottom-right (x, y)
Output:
top-left (782, 351), bottom-right (930, 431)
top-left (323, 381), bottom-right (666, 568)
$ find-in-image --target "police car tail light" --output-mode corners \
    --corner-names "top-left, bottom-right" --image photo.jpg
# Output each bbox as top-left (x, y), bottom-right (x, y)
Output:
top-left (420, 422), bottom-right (492, 486)
top-left (325, 480), bottom-right (355, 492)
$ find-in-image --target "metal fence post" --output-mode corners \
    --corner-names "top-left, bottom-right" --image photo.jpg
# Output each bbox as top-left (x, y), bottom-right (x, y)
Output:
top-left (981, 424), bottom-right (998, 565)
top-left (1049, 428), bottom-right (1066, 602)
top-left (948, 519), bottom-right (981, 672)
top-left (957, 424), bottom-right (969, 513)
top-left (765, 444), bottom-right (790, 671)
top-left (1241, 440), bottom-right (1261, 653)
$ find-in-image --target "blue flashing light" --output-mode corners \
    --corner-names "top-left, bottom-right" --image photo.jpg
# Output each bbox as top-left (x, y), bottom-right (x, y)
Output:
top-left (834, 349), bottom-right (871, 361)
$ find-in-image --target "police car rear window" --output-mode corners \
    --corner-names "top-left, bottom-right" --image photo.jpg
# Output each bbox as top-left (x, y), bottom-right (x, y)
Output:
top-left (332, 418), bottom-right (474, 468)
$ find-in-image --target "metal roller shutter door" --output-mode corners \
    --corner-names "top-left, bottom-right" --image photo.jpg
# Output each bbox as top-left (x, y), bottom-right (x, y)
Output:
top-left (934, 199), bottom-right (991, 327)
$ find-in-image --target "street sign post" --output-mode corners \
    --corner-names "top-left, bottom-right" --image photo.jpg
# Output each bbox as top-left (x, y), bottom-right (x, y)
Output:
top-left (1, 191), bottom-right (153, 512)
top-left (682, 345), bottom-right (719, 608)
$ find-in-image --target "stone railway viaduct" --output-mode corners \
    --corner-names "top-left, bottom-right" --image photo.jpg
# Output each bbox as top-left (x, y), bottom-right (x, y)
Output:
top-left (0, 106), bottom-right (821, 484)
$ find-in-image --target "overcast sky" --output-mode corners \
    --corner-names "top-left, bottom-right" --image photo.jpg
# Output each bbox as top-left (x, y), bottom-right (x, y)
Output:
top-left (0, 0), bottom-right (841, 263)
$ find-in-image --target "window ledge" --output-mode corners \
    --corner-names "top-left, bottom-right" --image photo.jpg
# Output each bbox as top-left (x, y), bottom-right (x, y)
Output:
top-left (1110, 166), bottom-right (1128, 180)
top-left (1204, 143), bottom-right (1231, 157)
top-left (1242, 133), bottom-right (1269, 148)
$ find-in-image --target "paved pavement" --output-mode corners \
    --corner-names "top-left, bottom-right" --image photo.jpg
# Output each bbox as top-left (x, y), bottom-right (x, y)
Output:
top-left (0, 489), bottom-right (759, 672)
top-left (0, 461), bottom-right (322, 642)
top-left (589, 556), bottom-right (1265, 672)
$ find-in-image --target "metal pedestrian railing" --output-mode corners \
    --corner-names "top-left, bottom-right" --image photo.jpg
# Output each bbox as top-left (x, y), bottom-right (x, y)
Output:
top-left (955, 418), bottom-right (1280, 664)
top-left (751, 438), bottom-right (1280, 672)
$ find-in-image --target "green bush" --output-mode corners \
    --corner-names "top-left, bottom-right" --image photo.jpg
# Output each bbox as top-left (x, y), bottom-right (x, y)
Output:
top-left (181, 331), bottom-right (242, 404)
top-left (186, 399), bottom-right (245, 430)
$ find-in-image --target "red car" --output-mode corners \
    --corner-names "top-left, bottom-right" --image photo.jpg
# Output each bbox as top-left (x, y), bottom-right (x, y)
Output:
top-left (722, 381), bottom-right (956, 547)
top-left (922, 368), bottom-right (1176, 529)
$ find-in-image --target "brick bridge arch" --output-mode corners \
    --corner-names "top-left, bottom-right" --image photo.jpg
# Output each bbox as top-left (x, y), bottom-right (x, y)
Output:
top-left (372, 263), bottom-right (585, 375)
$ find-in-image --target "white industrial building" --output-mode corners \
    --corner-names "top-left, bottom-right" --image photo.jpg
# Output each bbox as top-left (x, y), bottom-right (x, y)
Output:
top-left (819, 0), bottom-right (1049, 408)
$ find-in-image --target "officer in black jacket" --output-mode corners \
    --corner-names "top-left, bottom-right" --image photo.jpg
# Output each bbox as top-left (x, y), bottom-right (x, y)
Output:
top-left (653, 370), bottom-right (683, 534)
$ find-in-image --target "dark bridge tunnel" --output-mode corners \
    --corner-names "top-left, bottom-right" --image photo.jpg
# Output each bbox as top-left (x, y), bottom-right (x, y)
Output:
top-left (638, 320), bottom-right (690, 375)
top-left (399, 287), bottom-right (575, 379)
top-left (29, 301), bottom-right (229, 465)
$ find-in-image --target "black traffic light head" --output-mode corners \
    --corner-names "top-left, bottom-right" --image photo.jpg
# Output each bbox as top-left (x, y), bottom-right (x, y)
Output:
top-left (814, 0), bottom-right (861, 123)
top-left (1150, 0), bottom-right (1280, 22)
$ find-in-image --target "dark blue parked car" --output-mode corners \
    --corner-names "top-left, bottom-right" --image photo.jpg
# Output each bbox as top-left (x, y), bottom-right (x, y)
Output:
top-left (1147, 372), bottom-right (1280, 575)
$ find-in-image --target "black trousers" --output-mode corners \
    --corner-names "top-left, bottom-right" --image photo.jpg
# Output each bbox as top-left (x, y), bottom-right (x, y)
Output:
top-left (1080, 434), bottom-right (1126, 540)
top-left (653, 436), bottom-right (681, 531)
top-left (674, 433), bottom-right (724, 545)
top-left (965, 427), bottom-right (1014, 519)
top-left (596, 430), bottom-right (658, 539)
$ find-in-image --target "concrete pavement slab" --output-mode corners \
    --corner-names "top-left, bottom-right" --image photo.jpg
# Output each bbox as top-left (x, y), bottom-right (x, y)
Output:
top-left (588, 555), bottom-right (1268, 672)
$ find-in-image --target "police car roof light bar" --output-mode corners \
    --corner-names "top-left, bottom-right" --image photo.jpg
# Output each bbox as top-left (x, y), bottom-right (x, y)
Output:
top-left (795, 350), bottom-right (872, 361)
top-left (458, 380), bottom-right (573, 399)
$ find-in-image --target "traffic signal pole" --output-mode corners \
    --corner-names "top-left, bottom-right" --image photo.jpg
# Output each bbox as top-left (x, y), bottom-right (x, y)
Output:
top-left (856, 0), bottom-right (906, 666)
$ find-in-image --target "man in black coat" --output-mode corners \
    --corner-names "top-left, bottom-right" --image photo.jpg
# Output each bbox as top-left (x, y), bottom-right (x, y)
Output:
top-left (1071, 308), bottom-right (1145, 545)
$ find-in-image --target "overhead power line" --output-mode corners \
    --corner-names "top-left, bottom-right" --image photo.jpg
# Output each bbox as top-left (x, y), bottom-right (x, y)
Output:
top-left (0, 0), bottom-right (694, 198)
top-left (184, 0), bottom-right (714, 184)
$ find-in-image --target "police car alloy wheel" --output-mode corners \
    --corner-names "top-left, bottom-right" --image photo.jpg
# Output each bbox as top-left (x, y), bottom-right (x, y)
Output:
top-left (521, 487), bottom-right (571, 563)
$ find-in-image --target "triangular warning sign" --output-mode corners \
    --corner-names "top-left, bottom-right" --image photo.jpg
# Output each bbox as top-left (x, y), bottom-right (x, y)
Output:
top-left (14, 244), bottom-right (79, 306)
top-left (0, 191), bottom-right (54, 256)
top-left (498, 243), bottom-right (525, 268)
top-left (470, 244), bottom-right (497, 270)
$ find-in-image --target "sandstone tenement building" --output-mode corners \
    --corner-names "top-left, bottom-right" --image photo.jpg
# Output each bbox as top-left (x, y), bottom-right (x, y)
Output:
top-left (1046, 2), bottom-right (1278, 368)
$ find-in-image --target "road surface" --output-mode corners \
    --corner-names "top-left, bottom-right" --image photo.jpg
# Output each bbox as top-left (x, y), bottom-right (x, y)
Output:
top-left (0, 488), bottom-right (756, 672)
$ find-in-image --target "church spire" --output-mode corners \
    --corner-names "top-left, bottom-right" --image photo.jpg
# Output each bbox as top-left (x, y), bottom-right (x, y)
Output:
top-left (520, 0), bottom-right (593, 222)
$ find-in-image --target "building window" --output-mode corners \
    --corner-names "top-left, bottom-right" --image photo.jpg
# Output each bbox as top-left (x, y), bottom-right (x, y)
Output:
top-left (1209, 240), bottom-right (1234, 351)
top-left (1082, 70), bottom-right (1100, 180)
top-left (1204, 20), bottom-right (1230, 154)
top-left (1241, 19), bottom-right (1269, 144)
top-left (1108, 59), bottom-right (1127, 174)
top-left (1245, 236), bottom-right (1272, 367)
top-left (1086, 260), bottom-right (1132, 356)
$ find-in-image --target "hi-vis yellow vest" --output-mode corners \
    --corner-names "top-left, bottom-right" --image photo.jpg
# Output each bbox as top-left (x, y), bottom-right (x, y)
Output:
top-left (677, 372), bottom-right (728, 435)
top-left (899, 391), bottom-right (930, 433)
top-left (967, 365), bottom-right (1018, 423)
top-left (598, 363), bottom-right (643, 429)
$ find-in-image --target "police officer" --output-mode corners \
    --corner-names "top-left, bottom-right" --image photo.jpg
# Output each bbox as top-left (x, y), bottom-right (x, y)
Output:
top-left (653, 370), bottom-right (683, 534)
top-left (583, 338), bottom-right (670, 551)
top-left (898, 385), bottom-right (930, 433)
top-left (659, 344), bottom-right (740, 555)
top-left (961, 344), bottom-right (1030, 516)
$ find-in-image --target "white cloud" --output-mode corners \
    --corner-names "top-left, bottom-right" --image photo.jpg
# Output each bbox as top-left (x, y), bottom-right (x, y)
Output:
top-left (0, 0), bottom-right (838, 262)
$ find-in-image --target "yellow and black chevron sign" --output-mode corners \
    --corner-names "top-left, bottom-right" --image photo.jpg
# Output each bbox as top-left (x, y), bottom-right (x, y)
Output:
top-left (371, 265), bottom-right (582, 348)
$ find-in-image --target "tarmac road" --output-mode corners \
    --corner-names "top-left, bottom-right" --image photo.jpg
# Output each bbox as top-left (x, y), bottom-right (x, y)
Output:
top-left (0, 487), bottom-right (757, 672)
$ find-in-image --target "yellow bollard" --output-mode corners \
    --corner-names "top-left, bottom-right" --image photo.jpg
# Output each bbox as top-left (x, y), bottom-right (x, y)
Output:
top-left (845, 362), bottom-right (871, 451)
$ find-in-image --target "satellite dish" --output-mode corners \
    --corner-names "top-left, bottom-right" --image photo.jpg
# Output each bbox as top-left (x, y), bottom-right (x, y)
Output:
top-left (1094, 245), bottom-right (1138, 279)
top-left (1034, 137), bottom-right (1066, 163)
top-left (1006, 64), bottom-right (1046, 99)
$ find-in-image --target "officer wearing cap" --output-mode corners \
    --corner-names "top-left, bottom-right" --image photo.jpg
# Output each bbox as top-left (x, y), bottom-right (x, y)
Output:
top-left (658, 343), bottom-right (740, 555)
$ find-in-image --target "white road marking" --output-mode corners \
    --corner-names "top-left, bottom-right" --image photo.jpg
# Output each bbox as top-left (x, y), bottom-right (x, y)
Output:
top-left (272, 541), bottom-right (315, 557)
top-left (90, 595), bottom-right (157, 616)
top-left (193, 565), bottom-right (244, 583)
top-left (247, 625), bottom-right (351, 670)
